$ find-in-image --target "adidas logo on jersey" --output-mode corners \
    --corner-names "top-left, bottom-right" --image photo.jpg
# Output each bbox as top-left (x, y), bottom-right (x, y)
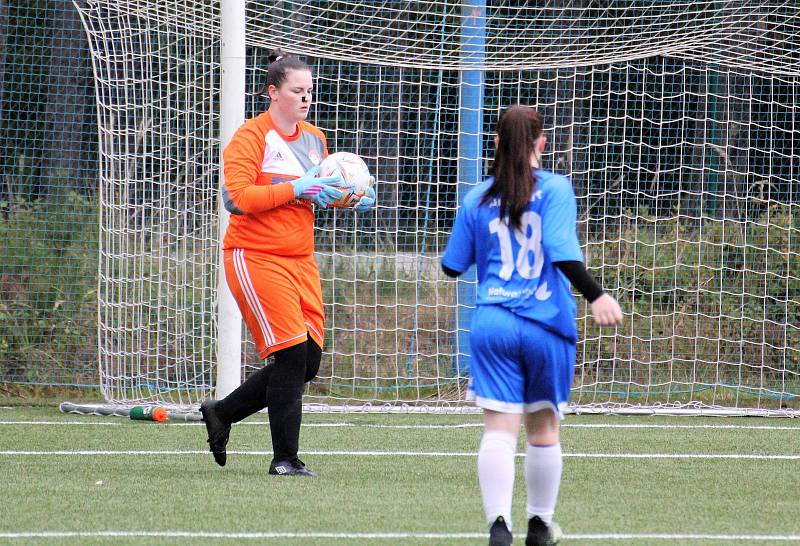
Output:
top-left (270, 150), bottom-right (286, 162)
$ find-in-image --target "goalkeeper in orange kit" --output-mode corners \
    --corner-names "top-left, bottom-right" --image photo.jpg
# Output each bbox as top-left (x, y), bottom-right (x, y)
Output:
top-left (200, 50), bottom-right (375, 476)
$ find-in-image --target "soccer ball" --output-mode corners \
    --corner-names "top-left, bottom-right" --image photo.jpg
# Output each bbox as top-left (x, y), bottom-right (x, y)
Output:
top-left (318, 152), bottom-right (373, 208)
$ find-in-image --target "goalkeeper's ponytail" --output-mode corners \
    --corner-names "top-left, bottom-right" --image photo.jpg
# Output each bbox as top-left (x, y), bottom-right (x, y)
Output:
top-left (257, 50), bottom-right (311, 96)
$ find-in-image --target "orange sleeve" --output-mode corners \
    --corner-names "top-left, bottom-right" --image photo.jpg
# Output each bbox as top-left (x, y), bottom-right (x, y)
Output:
top-left (222, 121), bottom-right (296, 214)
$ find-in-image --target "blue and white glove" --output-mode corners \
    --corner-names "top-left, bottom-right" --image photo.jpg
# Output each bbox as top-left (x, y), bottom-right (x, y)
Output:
top-left (291, 165), bottom-right (344, 208)
top-left (353, 185), bottom-right (376, 213)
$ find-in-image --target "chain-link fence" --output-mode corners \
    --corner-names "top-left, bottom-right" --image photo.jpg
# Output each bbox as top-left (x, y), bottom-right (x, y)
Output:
top-left (1, 0), bottom-right (99, 387)
top-left (3, 2), bottom-right (800, 410)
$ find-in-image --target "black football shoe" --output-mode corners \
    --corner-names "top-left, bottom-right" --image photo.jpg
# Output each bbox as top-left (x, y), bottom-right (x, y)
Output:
top-left (488, 516), bottom-right (513, 546)
top-left (525, 515), bottom-right (563, 546)
top-left (199, 400), bottom-right (230, 467)
top-left (268, 458), bottom-right (317, 477)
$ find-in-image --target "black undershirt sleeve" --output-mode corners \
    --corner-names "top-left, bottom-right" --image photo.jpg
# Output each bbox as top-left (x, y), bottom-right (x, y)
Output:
top-left (441, 264), bottom-right (462, 278)
top-left (553, 260), bottom-right (604, 303)
top-left (443, 261), bottom-right (604, 302)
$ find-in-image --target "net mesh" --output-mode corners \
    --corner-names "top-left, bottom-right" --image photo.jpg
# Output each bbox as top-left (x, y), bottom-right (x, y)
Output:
top-left (75, 0), bottom-right (800, 413)
top-left (247, 1), bottom-right (799, 73)
top-left (80, 1), bottom-right (220, 405)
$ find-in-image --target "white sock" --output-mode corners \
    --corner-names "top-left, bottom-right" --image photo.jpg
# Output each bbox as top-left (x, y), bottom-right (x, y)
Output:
top-left (478, 430), bottom-right (518, 529)
top-left (525, 443), bottom-right (563, 524)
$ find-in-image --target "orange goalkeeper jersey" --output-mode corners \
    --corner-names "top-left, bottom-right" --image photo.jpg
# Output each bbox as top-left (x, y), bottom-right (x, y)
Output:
top-left (221, 112), bottom-right (328, 256)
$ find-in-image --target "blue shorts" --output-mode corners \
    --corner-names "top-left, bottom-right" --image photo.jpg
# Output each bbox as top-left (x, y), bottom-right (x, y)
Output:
top-left (467, 304), bottom-right (576, 417)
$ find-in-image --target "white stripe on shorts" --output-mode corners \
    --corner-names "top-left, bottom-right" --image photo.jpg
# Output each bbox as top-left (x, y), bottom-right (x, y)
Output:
top-left (305, 320), bottom-right (322, 341)
top-left (232, 249), bottom-right (275, 346)
top-left (469, 390), bottom-right (565, 418)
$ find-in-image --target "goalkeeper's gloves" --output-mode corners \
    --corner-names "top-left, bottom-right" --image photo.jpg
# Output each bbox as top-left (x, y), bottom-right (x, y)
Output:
top-left (353, 185), bottom-right (376, 212)
top-left (291, 165), bottom-right (344, 208)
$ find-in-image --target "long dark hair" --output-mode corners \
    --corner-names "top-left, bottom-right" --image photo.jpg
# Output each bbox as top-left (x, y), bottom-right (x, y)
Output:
top-left (256, 49), bottom-right (311, 96)
top-left (481, 105), bottom-right (544, 231)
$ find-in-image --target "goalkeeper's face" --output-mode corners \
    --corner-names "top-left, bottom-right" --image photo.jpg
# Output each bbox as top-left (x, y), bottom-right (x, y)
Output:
top-left (269, 69), bottom-right (314, 122)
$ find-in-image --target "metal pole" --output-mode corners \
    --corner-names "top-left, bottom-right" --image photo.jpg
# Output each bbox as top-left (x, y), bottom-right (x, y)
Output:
top-left (455, 0), bottom-right (486, 376)
top-left (215, 0), bottom-right (246, 399)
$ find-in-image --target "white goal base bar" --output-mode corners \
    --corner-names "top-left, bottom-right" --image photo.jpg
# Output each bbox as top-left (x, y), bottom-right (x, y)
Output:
top-left (59, 401), bottom-right (799, 418)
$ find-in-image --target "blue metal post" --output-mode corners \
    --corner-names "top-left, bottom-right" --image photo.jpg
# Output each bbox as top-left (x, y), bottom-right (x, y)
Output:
top-left (455, 1), bottom-right (485, 376)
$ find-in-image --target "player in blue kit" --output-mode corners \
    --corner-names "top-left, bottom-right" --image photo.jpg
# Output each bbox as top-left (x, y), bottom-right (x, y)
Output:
top-left (442, 105), bottom-right (623, 546)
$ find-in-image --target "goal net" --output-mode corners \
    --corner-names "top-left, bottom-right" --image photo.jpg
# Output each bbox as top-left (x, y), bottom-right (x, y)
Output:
top-left (75, 0), bottom-right (800, 415)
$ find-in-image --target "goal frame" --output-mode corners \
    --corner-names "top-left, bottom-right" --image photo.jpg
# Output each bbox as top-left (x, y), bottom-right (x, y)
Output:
top-left (72, 0), bottom-right (800, 417)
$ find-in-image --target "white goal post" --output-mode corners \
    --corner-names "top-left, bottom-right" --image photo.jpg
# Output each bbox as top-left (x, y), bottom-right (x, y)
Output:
top-left (74, 0), bottom-right (800, 416)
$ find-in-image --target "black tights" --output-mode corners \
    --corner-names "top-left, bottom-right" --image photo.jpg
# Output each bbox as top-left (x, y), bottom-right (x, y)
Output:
top-left (215, 336), bottom-right (321, 425)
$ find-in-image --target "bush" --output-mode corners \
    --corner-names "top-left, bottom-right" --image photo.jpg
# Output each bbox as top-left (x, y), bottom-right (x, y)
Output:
top-left (0, 191), bottom-right (98, 384)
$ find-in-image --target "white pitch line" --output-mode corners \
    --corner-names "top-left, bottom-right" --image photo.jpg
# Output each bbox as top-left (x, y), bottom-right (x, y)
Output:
top-left (0, 421), bottom-right (123, 426)
top-left (568, 533), bottom-right (800, 541)
top-left (563, 423), bottom-right (800, 431)
top-left (0, 421), bottom-right (488, 429)
top-left (0, 449), bottom-right (798, 460)
top-left (2, 420), bottom-right (800, 431)
top-left (0, 531), bottom-right (798, 541)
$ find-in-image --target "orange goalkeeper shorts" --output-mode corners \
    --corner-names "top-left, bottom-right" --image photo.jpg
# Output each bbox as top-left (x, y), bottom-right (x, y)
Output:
top-left (223, 248), bottom-right (325, 359)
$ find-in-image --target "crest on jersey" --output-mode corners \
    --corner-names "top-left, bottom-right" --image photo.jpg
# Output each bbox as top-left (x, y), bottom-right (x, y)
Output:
top-left (308, 150), bottom-right (321, 164)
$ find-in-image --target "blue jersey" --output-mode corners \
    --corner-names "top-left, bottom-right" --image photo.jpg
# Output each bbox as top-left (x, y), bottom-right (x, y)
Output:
top-left (442, 169), bottom-right (583, 342)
